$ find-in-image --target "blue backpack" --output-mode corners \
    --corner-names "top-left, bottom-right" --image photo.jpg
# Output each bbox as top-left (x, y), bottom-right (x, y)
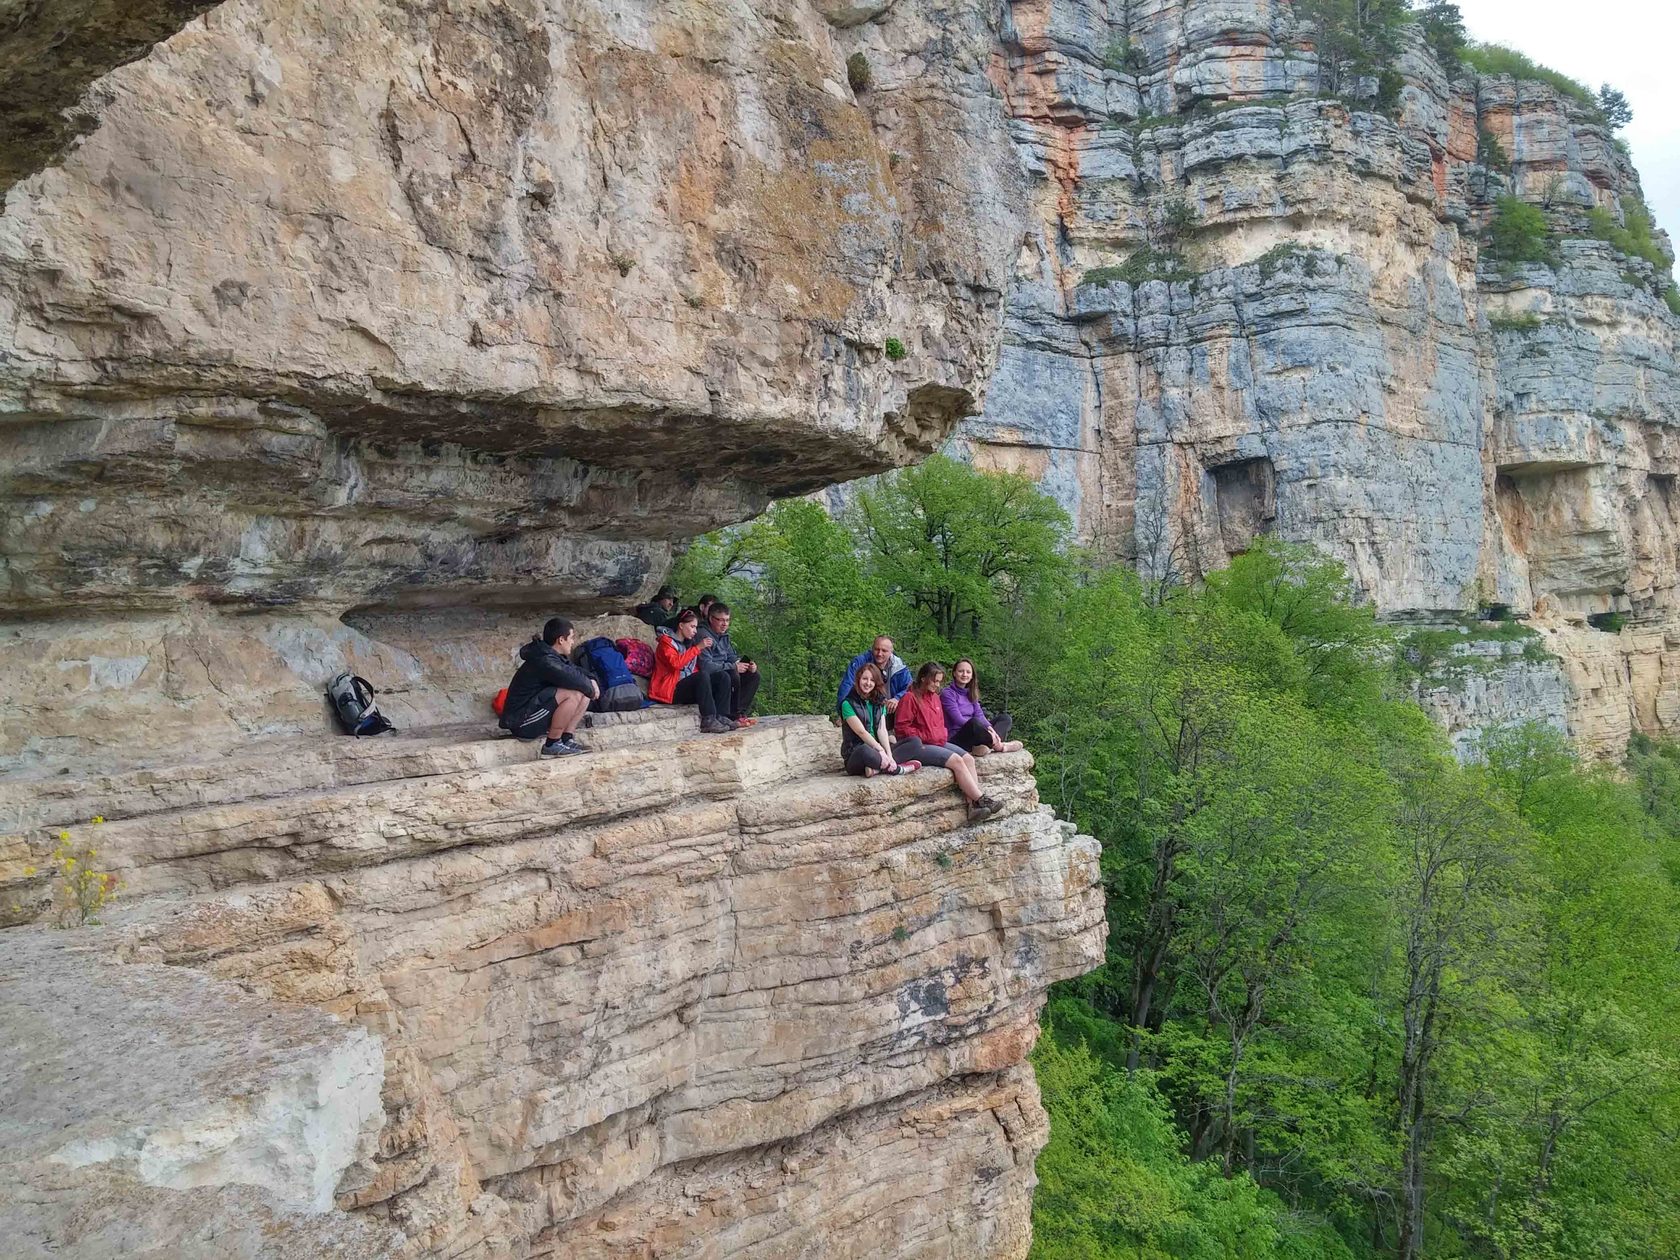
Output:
top-left (576, 638), bottom-right (644, 712)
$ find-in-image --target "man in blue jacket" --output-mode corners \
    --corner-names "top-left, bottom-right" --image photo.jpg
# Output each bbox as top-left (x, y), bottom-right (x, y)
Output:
top-left (836, 636), bottom-right (911, 715)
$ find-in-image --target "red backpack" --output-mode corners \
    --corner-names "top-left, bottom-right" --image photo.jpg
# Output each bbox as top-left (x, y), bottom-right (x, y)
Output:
top-left (616, 637), bottom-right (655, 679)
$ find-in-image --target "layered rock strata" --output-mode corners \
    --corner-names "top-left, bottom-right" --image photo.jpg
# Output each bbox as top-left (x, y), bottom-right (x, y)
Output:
top-left (0, 710), bottom-right (1105, 1256)
top-left (963, 0), bottom-right (1680, 756)
top-left (0, 0), bottom-right (1024, 769)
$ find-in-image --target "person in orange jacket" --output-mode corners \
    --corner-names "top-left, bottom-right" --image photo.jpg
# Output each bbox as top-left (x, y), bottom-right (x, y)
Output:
top-left (649, 608), bottom-right (731, 732)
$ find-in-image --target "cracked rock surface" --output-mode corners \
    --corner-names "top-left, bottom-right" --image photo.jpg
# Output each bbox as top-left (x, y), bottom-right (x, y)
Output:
top-left (0, 710), bottom-right (1104, 1256)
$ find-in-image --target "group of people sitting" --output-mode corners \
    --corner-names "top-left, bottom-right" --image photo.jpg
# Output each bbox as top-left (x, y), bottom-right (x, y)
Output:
top-left (499, 602), bottom-right (1022, 825)
top-left (498, 593), bottom-right (760, 757)
top-left (837, 635), bottom-right (1022, 824)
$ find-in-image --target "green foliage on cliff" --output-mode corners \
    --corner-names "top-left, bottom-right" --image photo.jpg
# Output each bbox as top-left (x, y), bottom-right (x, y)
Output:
top-left (1294, 0), bottom-right (1412, 98)
top-left (671, 457), bottom-right (1071, 714)
top-left (1586, 196), bottom-right (1670, 273)
top-left (1485, 196), bottom-right (1555, 266)
top-left (1458, 43), bottom-right (1599, 112)
top-left (676, 463), bottom-right (1680, 1259)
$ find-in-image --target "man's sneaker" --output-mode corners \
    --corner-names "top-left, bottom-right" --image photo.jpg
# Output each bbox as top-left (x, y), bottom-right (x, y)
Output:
top-left (541, 737), bottom-right (586, 757)
top-left (700, 716), bottom-right (733, 734)
top-left (561, 734), bottom-right (590, 753)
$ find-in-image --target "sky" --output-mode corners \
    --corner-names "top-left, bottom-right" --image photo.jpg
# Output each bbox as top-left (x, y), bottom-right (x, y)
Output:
top-left (1454, 1), bottom-right (1680, 243)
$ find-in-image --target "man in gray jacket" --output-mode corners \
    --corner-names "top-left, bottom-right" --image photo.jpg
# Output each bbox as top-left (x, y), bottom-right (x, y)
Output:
top-left (694, 602), bottom-right (761, 731)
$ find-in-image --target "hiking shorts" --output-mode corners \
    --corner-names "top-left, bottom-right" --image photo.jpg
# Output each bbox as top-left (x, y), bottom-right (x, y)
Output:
top-left (508, 687), bottom-right (559, 740)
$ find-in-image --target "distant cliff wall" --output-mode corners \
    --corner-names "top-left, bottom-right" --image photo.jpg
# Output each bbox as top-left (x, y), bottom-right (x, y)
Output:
top-left (958, 0), bottom-right (1680, 756)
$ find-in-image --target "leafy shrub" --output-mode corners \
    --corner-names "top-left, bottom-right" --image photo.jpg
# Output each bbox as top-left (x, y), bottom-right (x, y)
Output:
top-left (1588, 611), bottom-right (1628, 634)
top-left (1252, 241), bottom-right (1333, 281)
top-left (1585, 197), bottom-right (1669, 272)
top-left (1484, 196), bottom-right (1554, 266)
top-left (1102, 37), bottom-right (1144, 73)
top-left (1079, 247), bottom-right (1195, 287)
top-left (1489, 312), bottom-right (1542, 332)
top-left (846, 52), bottom-right (871, 93)
top-left (1476, 126), bottom-right (1510, 173)
top-left (1666, 285), bottom-right (1680, 318)
top-left (1459, 43), bottom-right (1598, 112)
top-left (883, 336), bottom-right (907, 361)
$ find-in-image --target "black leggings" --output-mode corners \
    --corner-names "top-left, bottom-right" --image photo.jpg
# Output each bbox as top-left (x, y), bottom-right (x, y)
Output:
top-left (730, 669), bottom-right (761, 719)
top-left (674, 671), bottom-right (731, 716)
top-left (950, 712), bottom-right (1012, 752)
top-left (683, 668), bottom-right (761, 719)
top-left (844, 736), bottom-right (926, 776)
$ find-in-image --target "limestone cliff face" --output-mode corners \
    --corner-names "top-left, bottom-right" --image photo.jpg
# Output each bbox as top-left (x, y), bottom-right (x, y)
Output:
top-left (0, 712), bottom-right (1104, 1256)
top-left (0, 0), bottom-right (1022, 769)
top-left (0, 3), bottom-right (1109, 1256)
top-left (960, 0), bottom-right (1680, 756)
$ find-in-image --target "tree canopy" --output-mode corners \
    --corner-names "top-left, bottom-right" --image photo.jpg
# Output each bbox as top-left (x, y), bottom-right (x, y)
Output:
top-left (672, 458), bottom-right (1680, 1259)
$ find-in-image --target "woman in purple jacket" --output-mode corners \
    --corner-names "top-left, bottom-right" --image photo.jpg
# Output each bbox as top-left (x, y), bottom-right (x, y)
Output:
top-left (940, 658), bottom-right (1024, 756)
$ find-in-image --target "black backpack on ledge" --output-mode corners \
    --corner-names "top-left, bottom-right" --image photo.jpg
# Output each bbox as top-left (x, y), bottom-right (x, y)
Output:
top-left (327, 672), bottom-right (397, 737)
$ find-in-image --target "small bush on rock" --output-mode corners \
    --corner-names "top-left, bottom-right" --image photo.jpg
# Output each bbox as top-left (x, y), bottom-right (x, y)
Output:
top-left (25, 820), bottom-right (118, 928)
top-left (883, 336), bottom-right (907, 361)
top-left (1476, 126), bottom-right (1510, 173)
top-left (1586, 197), bottom-right (1669, 272)
top-left (846, 52), bottom-right (871, 93)
top-left (1485, 196), bottom-right (1554, 266)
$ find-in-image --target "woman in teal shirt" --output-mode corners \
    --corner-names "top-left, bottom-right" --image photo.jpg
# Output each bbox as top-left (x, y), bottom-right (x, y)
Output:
top-left (840, 663), bottom-right (923, 777)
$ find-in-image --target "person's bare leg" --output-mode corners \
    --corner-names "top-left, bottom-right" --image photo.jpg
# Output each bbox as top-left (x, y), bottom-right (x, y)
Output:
top-left (949, 752), bottom-right (983, 803)
top-left (548, 690), bottom-right (589, 740)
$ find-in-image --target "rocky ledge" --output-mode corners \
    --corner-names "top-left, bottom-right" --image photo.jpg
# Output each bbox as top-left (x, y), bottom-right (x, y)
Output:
top-left (0, 708), bottom-right (1104, 1257)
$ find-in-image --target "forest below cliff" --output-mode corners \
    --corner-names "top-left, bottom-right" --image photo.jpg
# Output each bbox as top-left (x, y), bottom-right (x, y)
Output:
top-left (676, 459), bottom-right (1680, 1260)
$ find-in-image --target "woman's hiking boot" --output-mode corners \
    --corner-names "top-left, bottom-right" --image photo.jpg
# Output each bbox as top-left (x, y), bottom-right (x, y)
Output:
top-left (966, 796), bottom-right (1001, 825)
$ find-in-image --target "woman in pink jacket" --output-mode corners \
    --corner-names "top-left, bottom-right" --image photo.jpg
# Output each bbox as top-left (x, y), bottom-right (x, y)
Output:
top-left (897, 662), bottom-right (998, 824)
top-left (940, 658), bottom-right (1024, 756)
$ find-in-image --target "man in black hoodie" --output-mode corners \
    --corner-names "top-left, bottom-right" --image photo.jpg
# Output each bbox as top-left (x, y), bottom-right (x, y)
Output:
top-left (498, 617), bottom-right (598, 757)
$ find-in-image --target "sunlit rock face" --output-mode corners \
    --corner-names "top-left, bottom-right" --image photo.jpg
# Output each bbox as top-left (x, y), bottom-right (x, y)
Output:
top-left (0, 713), bottom-right (1105, 1257)
top-left (0, 5), bottom-right (1113, 1257)
top-left (958, 0), bottom-right (1680, 756)
top-left (0, 0), bottom-right (1024, 770)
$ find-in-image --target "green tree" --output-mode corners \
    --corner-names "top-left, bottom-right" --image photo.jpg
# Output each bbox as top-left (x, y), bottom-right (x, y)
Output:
top-left (670, 499), bottom-right (883, 715)
top-left (1597, 84), bottom-right (1633, 129)
top-left (1415, 1), bottom-right (1467, 73)
top-left (1294, 0), bottom-right (1411, 98)
top-left (851, 454), bottom-right (1072, 657)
